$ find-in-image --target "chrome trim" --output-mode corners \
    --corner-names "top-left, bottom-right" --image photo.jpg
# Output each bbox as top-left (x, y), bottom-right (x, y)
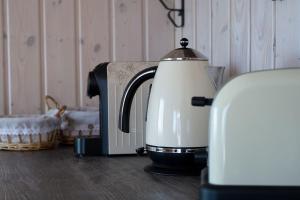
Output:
top-left (146, 145), bottom-right (206, 154)
top-left (160, 44), bottom-right (208, 61)
top-left (161, 57), bottom-right (208, 61)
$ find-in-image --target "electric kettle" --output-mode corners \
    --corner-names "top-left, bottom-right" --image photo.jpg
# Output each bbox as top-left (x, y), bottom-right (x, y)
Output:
top-left (118, 38), bottom-right (224, 175)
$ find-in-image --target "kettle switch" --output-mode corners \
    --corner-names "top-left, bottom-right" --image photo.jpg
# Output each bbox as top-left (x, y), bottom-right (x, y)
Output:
top-left (191, 97), bottom-right (213, 107)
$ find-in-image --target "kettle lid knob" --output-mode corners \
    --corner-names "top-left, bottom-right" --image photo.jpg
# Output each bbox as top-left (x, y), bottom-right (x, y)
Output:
top-left (180, 38), bottom-right (189, 48)
top-left (160, 37), bottom-right (208, 61)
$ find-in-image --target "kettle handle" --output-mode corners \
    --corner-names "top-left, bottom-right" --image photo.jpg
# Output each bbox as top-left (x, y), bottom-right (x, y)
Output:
top-left (118, 66), bottom-right (158, 133)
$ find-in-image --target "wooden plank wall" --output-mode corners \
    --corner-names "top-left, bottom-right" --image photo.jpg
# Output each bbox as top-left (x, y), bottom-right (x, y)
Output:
top-left (8, 0), bottom-right (42, 114)
top-left (176, 0), bottom-right (300, 82)
top-left (0, 0), bottom-right (4, 114)
top-left (276, 0), bottom-right (300, 68)
top-left (44, 0), bottom-right (78, 111)
top-left (1, 0), bottom-right (300, 114)
top-left (0, 0), bottom-right (174, 114)
top-left (79, 0), bottom-right (110, 107)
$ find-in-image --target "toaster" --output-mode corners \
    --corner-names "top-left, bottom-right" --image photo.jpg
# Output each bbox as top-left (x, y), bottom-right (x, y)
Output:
top-left (87, 62), bottom-right (156, 155)
top-left (200, 68), bottom-right (300, 199)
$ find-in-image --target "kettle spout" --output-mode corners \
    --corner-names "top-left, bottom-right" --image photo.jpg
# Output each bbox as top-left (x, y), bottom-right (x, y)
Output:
top-left (118, 66), bottom-right (158, 133)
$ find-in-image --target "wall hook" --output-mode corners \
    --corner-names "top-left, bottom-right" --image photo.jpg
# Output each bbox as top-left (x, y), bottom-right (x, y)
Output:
top-left (159, 0), bottom-right (184, 28)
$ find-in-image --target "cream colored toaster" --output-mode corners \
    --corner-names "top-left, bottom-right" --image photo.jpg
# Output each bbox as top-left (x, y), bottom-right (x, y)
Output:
top-left (201, 68), bottom-right (300, 199)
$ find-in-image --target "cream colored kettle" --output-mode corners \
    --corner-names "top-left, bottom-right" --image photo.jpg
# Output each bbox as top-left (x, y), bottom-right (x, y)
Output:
top-left (119, 38), bottom-right (224, 175)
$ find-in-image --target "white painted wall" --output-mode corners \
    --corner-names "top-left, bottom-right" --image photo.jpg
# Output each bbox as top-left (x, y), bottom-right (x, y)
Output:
top-left (0, 0), bottom-right (299, 114)
top-left (176, 0), bottom-right (300, 81)
top-left (0, 0), bottom-right (175, 115)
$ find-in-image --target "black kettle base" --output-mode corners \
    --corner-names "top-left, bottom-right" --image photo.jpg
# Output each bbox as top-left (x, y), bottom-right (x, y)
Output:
top-left (144, 147), bottom-right (207, 176)
top-left (144, 163), bottom-right (202, 176)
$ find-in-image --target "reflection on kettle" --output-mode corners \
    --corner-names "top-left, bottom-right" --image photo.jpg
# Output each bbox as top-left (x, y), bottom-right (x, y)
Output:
top-left (119, 38), bottom-right (224, 175)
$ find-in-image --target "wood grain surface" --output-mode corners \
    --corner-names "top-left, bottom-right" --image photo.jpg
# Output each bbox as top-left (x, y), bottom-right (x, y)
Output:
top-left (6, 0), bottom-right (42, 114)
top-left (0, 0), bottom-right (176, 114)
top-left (0, 0), bottom-right (4, 115)
top-left (276, 0), bottom-right (300, 68)
top-left (230, 0), bottom-right (251, 76)
top-left (250, 0), bottom-right (274, 71)
top-left (79, 0), bottom-right (110, 107)
top-left (0, 147), bottom-right (200, 200)
top-left (44, 0), bottom-right (77, 109)
top-left (1, 0), bottom-right (300, 114)
top-left (113, 0), bottom-right (143, 61)
top-left (211, 0), bottom-right (230, 80)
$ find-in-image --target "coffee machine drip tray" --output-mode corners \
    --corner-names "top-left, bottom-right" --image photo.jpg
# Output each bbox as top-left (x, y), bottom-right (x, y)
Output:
top-left (144, 145), bottom-right (207, 176)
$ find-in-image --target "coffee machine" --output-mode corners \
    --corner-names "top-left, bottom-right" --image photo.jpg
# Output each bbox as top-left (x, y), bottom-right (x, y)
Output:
top-left (87, 62), bottom-right (156, 155)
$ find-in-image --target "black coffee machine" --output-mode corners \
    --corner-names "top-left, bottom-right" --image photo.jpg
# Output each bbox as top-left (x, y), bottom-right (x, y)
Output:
top-left (83, 62), bottom-right (153, 156)
top-left (75, 62), bottom-right (110, 156)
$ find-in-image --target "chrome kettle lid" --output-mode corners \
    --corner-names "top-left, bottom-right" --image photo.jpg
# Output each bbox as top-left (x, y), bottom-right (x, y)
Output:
top-left (161, 38), bottom-right (208, 61)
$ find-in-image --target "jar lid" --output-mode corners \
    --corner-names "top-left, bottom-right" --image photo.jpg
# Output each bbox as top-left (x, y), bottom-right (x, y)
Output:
top-left (161, 38), bottom-right (208, 61)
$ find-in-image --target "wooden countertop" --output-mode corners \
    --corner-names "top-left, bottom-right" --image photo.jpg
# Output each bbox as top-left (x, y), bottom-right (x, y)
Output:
top-left (0, 147), bottom-right (200, 200)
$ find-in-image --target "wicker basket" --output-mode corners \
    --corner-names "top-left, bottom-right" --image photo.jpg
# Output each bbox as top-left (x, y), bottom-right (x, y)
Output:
top-left (0, 129), bottom-right (57, 151)
top-left (0, 112), bottom-right (63, 151)
top-left (45, 96), bottom-right (99, 145)
top-left (0, 97), bottom-right (66, 151)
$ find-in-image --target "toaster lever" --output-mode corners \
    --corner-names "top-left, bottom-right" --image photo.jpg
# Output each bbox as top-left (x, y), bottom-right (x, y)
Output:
top-left (191, 97), bottom-right (213, 107)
